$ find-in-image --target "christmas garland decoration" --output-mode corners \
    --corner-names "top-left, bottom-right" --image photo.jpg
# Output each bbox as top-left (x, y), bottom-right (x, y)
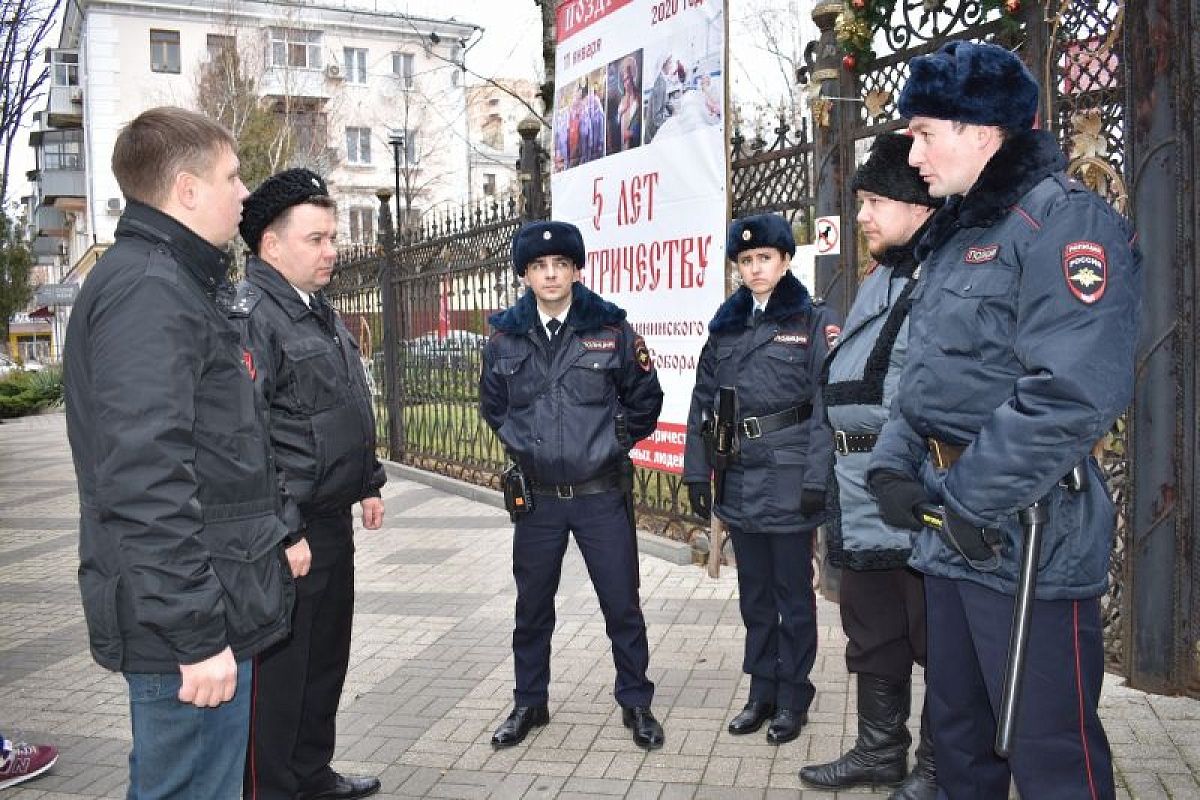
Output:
top-left (836, 0), bottom-right (1024, 73)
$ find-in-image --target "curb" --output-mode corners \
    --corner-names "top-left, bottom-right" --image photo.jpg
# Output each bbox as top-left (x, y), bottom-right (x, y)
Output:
top-left (382, 460), bottom-right (694, 565)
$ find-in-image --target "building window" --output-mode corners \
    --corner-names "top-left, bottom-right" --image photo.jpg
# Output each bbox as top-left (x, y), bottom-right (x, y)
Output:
top-left (391, 129), bottom-right (419, 165)
top-left (51, 50), bottom-right (79, 86)
top-left (392, 52), bottom-right (414, 89)
top-left (346, 127), bottom-right (372, 164)
top-left (150, 30), bottom-right (181, 74)
top-left (482, 113), bottom-right (503, 149)
top-left (207, 34), bottom-right (235, 63)
top-left (482, 173), bottom-right (496, 196)
top-left (269, 28), bottom-right (322, 69)
top-left (41, 131), bottom-right (85, 171)
top-left (343, 47), bottom-right (367, 83)
top-left (348, 207), bottom-right (375, 245)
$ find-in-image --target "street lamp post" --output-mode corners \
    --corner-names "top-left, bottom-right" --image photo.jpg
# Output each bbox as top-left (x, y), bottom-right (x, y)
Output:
top-left (388, 131), bottom-right (405, 241)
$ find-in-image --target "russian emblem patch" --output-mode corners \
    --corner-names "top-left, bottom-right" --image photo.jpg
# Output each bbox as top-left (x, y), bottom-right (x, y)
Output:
top-left (633, 335), bottom-right (653, 372)
top-left (1063, 241), bottom-right (1107, 304)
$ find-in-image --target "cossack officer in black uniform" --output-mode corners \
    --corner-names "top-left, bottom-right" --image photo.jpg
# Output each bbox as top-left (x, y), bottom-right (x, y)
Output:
top-left (230, 169), bottom-right (386, 800)
top-left (683, 214), bottom-right (840, 745)
top-left (479, 221), bottom-right (666, 751)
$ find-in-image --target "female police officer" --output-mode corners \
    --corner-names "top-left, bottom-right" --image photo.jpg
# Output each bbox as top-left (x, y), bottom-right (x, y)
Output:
top-left (683, 214), bottom-right (839, 744)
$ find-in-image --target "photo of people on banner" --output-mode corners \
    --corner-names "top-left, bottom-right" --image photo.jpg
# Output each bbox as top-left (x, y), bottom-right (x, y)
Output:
top-left (552, 13), bottom-right (723, 173)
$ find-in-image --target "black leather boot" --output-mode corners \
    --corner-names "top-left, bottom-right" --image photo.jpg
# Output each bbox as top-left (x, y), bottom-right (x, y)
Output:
top-left (799, 674), bottom-right (911, 789)
top-left (889, 699), bottom-right (937, 800)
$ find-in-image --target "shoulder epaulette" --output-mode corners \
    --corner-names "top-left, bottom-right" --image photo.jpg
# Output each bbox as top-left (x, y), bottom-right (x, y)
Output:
top-left (227, 280), bottom-right (262, 318)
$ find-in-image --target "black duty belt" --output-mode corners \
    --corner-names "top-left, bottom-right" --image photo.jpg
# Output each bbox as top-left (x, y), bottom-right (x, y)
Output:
top-left (530, 471), bottom-right (622, 499)
top-left (834, 431), bottom-right (879, 456)
top-left (738, 403), bottom-right (813, 439)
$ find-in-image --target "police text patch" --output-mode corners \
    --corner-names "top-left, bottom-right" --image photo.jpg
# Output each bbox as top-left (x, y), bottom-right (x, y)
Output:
top-left (773, 332), bottom-right (810, 346)
top-left (964, 244), bottom-right (1000, 264)
top-left (1063, 241), bottom-right (1107, 304)
top-left (581, 338), bottom-right (617, 351)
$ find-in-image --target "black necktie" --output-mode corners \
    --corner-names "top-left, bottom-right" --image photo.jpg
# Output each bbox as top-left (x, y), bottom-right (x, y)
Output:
top-left (546, 318), bottom-right (562, 340)
top-left (752, 307), bottom-right (763, 326)
top-left (310, 294), bottom-right (334, 329)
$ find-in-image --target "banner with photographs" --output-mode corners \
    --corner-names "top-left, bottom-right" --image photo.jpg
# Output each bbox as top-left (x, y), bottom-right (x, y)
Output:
top-left (551, 0), bottom-right (727, 474)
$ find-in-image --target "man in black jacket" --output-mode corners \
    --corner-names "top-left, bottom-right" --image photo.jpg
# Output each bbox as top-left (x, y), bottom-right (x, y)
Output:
top-left (65, 107), bottom-right (295, 798)
top-left (231, 169), bottom-right (386, 800)
top-left (479, 221), bottom-right (666, 751)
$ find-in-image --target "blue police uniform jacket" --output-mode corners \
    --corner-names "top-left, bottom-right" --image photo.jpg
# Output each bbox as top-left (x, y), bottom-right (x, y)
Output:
top-left (822, 225), bottom-right (926, 570)
top-left (683, 271), bottom-right (839, 533)
top-left (480, 281), bottom-right (664, 484)
top-left (870, 129), bottom-right (1143, 600)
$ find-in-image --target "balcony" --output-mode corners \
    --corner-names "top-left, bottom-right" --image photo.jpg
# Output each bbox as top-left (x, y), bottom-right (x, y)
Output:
top-left (47, 85), bottom-right (84, 128)
top-left (37, 168), bottom-right (85, 202)
top-left (260, 68), bottom-right (331, 101)
top-left (34, 206), bottom-right (67, 237)
top-left (33, 233), bottom-right (66, 258)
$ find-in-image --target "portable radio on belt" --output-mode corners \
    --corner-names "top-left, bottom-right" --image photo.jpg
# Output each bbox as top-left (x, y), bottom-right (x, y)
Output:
top-left (502, 463), bottom-right (534, 521)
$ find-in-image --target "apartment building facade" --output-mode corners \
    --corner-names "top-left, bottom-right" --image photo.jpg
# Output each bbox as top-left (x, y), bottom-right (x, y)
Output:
top-left (464, 78), bottom-right (541, 205)
top-left (28, 0), bottom-right (478, 313)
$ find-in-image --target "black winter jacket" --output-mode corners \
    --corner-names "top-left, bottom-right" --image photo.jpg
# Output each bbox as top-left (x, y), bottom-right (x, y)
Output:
top-left (65, 202), bottom-right (294, 673)
top-left (228, 257), bottom-right (385, 545)
top-left (480, 282), bottom-right (663, 484)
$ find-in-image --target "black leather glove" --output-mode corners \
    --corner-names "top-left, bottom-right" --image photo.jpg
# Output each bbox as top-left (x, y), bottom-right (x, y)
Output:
top-left (687, 482), bottom-right (712, 520)
top-left (868, 470), bottom-right (928, 531)
top-left (800, 489), bottom-right (825, 515)
top-left (941, 508), bottom-right (1002, 571)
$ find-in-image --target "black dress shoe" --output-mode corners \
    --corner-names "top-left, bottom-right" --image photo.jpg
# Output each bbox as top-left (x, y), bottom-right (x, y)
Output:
top-left (728, 701), bottom-right (775, 735)
top-left (766, 709), bottom-right (807, 745)
top-left (621, 705), bottom-right (665, 750)
top-left (297, 773), bottom-right (381, 800)
top-left (491, 704), bottom-right (550, 748)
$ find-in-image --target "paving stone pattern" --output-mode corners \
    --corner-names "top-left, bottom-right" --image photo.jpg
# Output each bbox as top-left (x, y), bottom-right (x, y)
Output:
top-left (0, 414), bottom-right (1196, 798)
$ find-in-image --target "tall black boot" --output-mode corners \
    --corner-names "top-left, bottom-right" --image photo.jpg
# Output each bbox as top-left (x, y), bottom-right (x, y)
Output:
top-left (799, 674), bottom-right (911, 789)
top-left (889, 697), bottom-right (937, 799)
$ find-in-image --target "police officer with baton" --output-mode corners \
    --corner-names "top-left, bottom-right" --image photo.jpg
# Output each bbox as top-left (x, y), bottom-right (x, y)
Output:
top-left (866, 41), bottom-right (1142, 797)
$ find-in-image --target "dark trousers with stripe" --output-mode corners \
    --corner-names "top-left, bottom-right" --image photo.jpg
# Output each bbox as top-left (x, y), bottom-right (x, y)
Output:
top-left (245, 511), bottom-right (355, 800)
top-left (924, 575), bottom-right (1114, 800)
top-left (512, 490), bottom-right (654, 708)
top-left (729, 529), bottom-right (817, 712)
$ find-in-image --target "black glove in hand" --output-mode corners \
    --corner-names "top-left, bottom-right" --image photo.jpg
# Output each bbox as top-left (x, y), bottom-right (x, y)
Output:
top-left (868, 470), bottom-right (928, 531)
top-left (800, 489), bottom-right (825, 515)
top-left (687, 482), bottom-right (712, 520)
top-left (941, 509), bottom-right (1002, 571)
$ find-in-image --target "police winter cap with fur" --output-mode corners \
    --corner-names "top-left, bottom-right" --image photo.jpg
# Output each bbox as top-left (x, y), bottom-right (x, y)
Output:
top-left (851, 133), bottom-right (940, 208)
top-left (726, 214), bottom-right (796, 260)
top-left (512, 221), bottom-right (586, 277)
top-left (898, 40), bottom-right (1039, 130)
top-left (240, 168), bottom-right (330, 254)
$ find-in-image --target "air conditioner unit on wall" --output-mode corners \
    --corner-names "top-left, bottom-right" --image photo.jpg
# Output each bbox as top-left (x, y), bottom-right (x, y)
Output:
top-left (325, 63), bottom-right (342, 80)
top-left (106, 197), bottom-right (123, 215)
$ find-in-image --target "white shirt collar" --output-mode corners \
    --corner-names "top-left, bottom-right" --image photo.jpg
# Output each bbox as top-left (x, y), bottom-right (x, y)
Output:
top-left (293, 286), bottom-right (312, 307)
top-left (537, 302), bottom-right (570, 334)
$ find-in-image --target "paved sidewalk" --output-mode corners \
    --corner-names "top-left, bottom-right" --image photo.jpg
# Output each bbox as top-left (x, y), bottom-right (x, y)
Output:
top-left (1, 413), bottom-right (1197, 799)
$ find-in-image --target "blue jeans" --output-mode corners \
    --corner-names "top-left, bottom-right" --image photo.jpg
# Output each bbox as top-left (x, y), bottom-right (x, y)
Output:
top-left (124, 660), bottom-right (252, 800)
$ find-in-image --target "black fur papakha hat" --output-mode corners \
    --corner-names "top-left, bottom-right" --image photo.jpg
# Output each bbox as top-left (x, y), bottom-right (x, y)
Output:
top-left (511, 221), bottom-right (586, 276)
top-left (851, 133), bottom-right (940, 208)
top-left (240, 168), bottom-right (330, 254)
top-left (726, 214), bottom-right (796, 260)
top-left (899, 40), bottom-right (1039, 130)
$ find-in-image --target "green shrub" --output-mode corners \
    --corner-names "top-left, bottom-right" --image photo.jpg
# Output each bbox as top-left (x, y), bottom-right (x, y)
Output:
top-left (0, 365), bottom-right (64, 418)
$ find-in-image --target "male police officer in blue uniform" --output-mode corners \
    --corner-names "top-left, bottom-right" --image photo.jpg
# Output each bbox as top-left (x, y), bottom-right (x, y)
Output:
top-left (480, 221), bottom-right (666, 750)
top-left (867, 41), bottom-right (1142, 798)
top-left (802, 134), bottom-right (939, 799)
top-left (683, 214), bottom-right (839, 745)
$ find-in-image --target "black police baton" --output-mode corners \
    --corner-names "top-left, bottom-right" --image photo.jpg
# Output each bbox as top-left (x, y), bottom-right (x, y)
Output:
top-left (915, 499), bottom-right (1047, 759)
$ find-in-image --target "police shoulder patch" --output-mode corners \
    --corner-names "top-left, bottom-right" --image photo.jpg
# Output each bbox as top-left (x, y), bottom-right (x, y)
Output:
top-left (633, 335), bottom-right (653, 373)
top-left (1063, 240), bottom-right (1108, 305)
top-left (824, 324), bottom-right (841, 348)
